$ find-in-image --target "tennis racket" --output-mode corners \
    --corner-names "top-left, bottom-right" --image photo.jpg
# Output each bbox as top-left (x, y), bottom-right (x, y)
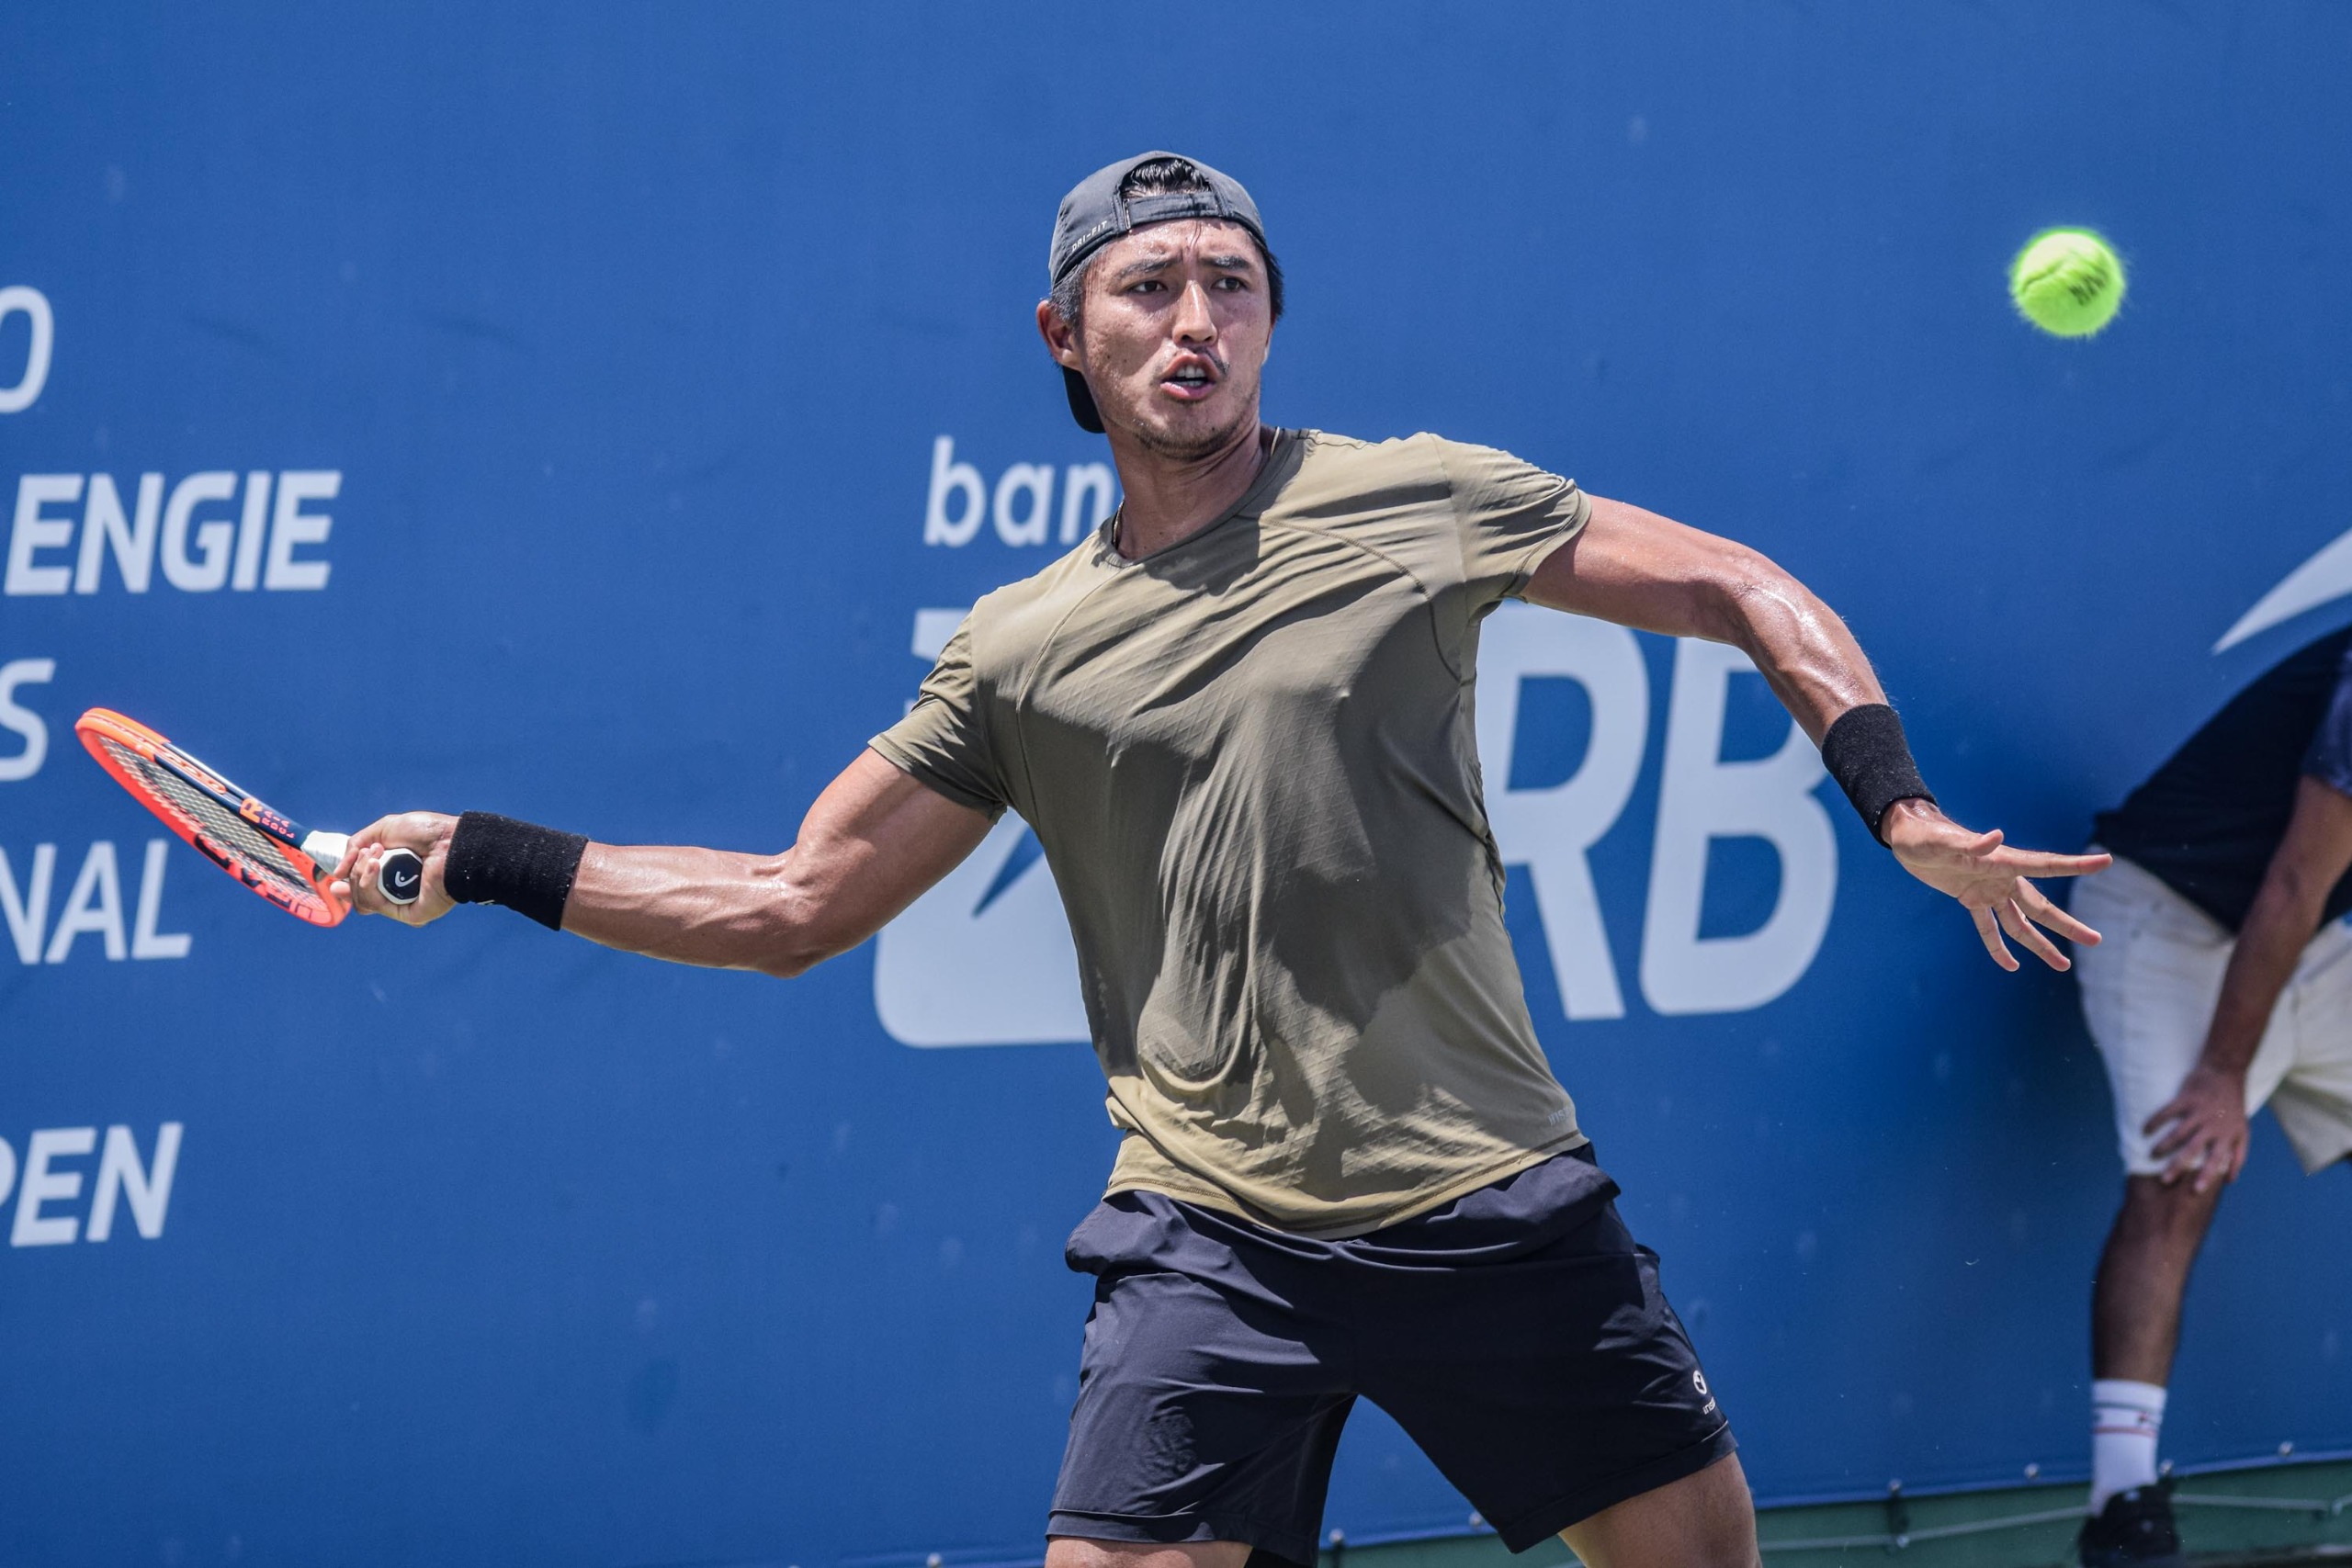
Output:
top-left (75, 707), bottom-right (421, 929)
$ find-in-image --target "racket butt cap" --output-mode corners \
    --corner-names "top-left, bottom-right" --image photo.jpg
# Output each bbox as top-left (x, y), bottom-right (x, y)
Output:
top-left (379, 848), bottom-right (424, 906)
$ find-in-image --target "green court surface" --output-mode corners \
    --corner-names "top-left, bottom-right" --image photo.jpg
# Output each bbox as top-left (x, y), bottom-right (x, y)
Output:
top-left (1317, 1460), bottom-right (2352, 1568)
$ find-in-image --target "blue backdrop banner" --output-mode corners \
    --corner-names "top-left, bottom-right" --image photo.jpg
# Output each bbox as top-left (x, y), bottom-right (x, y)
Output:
top-left (6, 6), bottom-right (2352, 1566)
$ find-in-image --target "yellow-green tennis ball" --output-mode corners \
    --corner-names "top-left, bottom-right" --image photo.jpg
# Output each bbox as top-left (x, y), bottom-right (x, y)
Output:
top-left (2009, 228), bottom-right (2126, 338)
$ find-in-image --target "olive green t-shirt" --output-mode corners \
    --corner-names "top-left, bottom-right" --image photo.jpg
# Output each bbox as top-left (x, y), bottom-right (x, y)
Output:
top-left (870, 428), bottom-right (1592, 1239)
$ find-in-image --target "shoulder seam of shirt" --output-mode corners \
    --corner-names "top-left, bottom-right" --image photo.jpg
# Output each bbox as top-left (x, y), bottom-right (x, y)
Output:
top-left (1436, 433), bottom-right (1587, 600)
top-left (959, 615), bottom-right (1005, 814)
top-left (1428, 434), bottom-right (1483, 683)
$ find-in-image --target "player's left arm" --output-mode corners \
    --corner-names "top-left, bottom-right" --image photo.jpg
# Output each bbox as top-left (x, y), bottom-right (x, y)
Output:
top-left (1524, 493), bottom-right (2109, 970)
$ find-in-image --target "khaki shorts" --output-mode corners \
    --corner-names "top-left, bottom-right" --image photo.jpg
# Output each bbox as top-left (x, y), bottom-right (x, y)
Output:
top-left (2075, 852), bottom-right (2352, 1177)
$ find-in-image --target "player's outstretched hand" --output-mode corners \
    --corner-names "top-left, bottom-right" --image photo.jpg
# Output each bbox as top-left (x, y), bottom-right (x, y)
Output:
top-left (2145, 1064), bottom-right (2251, 1193)
top-left (1881, 798), bottom-right (2110, 972)
top-left (334, 812), bottom-right (460, 926)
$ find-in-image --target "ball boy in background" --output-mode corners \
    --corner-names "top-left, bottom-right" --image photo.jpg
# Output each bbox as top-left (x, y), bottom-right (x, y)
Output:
top-left (2074, 625), bottom-right (2352, 1568)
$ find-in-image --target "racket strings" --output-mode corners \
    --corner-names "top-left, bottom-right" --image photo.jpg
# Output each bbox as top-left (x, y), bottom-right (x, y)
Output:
top-left (97, 737), bottom-right (317, 897)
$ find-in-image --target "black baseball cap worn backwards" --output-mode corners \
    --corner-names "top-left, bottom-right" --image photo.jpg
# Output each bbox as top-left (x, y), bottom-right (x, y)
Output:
top-left (1047, 150), bottom-right (1270, 434)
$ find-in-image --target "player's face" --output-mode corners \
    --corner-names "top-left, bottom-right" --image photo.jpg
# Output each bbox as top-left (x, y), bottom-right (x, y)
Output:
top-left (1064, 220), bottom-right (1272, 459)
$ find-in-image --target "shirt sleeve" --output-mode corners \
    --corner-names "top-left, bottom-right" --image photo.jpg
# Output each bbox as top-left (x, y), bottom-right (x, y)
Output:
top-left (867, 619), bottom-right (1011, 818)
top-left (1438, 439), bottom-right (1592, 605)
top-left (2302, 649), bottom-right (2352, 801)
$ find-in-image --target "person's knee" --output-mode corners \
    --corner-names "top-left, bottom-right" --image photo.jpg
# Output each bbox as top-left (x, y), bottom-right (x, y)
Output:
top-left (1561, 1521), bottom-right (1757, 1568)
top-left (1678, 1453), bottom-right (1758, 1568)
top-left (1666, 1510), bottom-right (1759, 1568)
top-left (2119, 1174), bottom-right (2222, 1240)
top-left (1697, 1475), bottom-right (1762, 1568)
top-left (1045, 1538), bottom-right (1250, 1568)
top-left (1561, 1451), bottom-right (1756, 1567)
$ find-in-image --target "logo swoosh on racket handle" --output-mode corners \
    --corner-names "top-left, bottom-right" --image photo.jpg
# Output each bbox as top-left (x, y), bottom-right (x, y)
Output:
top-left (75, 707), bottom-right (420, 926)
top-left (305, 834), bottom-right (426, 907)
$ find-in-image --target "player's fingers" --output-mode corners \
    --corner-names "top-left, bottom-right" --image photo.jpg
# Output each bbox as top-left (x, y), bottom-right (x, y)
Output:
top-left (335, 820), bottom-right (394, 887)
top-left (2143, 1100), bottom-right (2186, 1138)
top-left (348, 845), bottom-right (399, 919)
top-left (2190, 1134), bottom-right (2224, 1193)
top-left (1994, 893), bottom-right (2069, 968)
top-left (1986, 848), bottom-right (2112, 879)
top-left (1971, 904), bottom-right (2018, 971)
top-left (2018, 883), bottom-right (2100, 947)
top-left (2163, 1130), bottom-right (2210, 1186)
top-left (1994, 897), bottom-right (2067, 970)
top-left (342, 846), bottom-right (379, 915)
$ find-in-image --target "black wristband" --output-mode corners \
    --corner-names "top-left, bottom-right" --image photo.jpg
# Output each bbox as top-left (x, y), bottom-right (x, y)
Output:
top-left (443, 812), bottom-right (588, 931)
top-left (1820, 704), bottom-right (1937, 845)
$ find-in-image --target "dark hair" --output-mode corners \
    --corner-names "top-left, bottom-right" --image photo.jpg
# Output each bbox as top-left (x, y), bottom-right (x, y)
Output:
top-left (1048, 156), bottom-right (1285, 328)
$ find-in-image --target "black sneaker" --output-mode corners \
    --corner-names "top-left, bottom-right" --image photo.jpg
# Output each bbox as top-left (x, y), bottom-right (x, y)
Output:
top-left (2079, 1483), bottom-right (2185, 1567)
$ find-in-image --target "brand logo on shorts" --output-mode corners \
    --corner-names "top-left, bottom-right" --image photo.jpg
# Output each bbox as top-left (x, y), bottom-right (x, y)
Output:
top-left (1693, 1370), bottom-right (1716, 1416)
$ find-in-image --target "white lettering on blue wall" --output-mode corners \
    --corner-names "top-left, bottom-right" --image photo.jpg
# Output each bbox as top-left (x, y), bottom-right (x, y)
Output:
top-left (0, 1123), bottom-right (183, 1247)
top-left (923, 436), bottom-right (1116, 548)
top-left (6, 470), bottom-right (339, 595)
top-left (0, 657), bottom-right (55, 783)
top-left (0, 286), bottom-right (54, 415)
top-left (0, 840), bottom-right (192, 964)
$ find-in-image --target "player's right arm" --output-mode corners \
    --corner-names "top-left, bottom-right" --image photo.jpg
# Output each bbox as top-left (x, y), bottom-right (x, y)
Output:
top-left (334, 748), bottom-right (993, 978)
top-left (1527, 492), bottom-right (2108, 971)
top-left (2147, 775), bottom-right (2352, 1190)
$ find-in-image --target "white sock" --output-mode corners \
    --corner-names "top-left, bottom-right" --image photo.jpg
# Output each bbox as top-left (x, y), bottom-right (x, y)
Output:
top-left (2090, 1379), bottom-right (2166, 1511)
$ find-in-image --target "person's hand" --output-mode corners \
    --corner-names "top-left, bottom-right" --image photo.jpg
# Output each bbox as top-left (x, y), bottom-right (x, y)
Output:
top-left (2146, 1063), bottom-right (2252, 1192)
top-left (1880, 798), bottom-right (2110, 971)
top-left (333, 811), bottom-right (460, 926)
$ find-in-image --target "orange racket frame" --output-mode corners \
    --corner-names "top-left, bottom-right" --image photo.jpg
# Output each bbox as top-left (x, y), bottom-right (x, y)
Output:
top-left (77, 707), bottom-right (356, 928)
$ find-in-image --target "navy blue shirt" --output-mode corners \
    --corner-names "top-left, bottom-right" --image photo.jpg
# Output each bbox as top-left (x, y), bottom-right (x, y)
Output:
top-left (2094, 626), bottom-right (2352, 932)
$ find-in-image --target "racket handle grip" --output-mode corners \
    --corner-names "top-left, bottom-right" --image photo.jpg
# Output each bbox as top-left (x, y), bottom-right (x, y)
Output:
top-left (300, 832), bottom-right (424, 907)
top-left (302, 830), bottom-right (351, 871)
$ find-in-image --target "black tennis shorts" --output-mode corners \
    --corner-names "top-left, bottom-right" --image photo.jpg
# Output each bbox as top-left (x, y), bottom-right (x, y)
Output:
top-left (1046, 1146), bottom-right (1734, 1563)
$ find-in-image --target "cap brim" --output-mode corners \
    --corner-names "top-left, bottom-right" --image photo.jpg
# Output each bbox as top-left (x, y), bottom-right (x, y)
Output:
top-left (1062, 366), bottom-right (1105, 434)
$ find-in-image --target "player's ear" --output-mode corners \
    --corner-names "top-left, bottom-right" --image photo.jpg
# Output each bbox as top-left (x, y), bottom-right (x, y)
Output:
top-left (1035, 299), bottom-right (1079, 367)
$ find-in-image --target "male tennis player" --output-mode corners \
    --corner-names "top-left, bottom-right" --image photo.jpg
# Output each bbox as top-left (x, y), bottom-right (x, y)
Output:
top-left (2070, 625), bottom-right (2352, 1568)
top-left (340, 152), bottom-right (2106, 1568)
